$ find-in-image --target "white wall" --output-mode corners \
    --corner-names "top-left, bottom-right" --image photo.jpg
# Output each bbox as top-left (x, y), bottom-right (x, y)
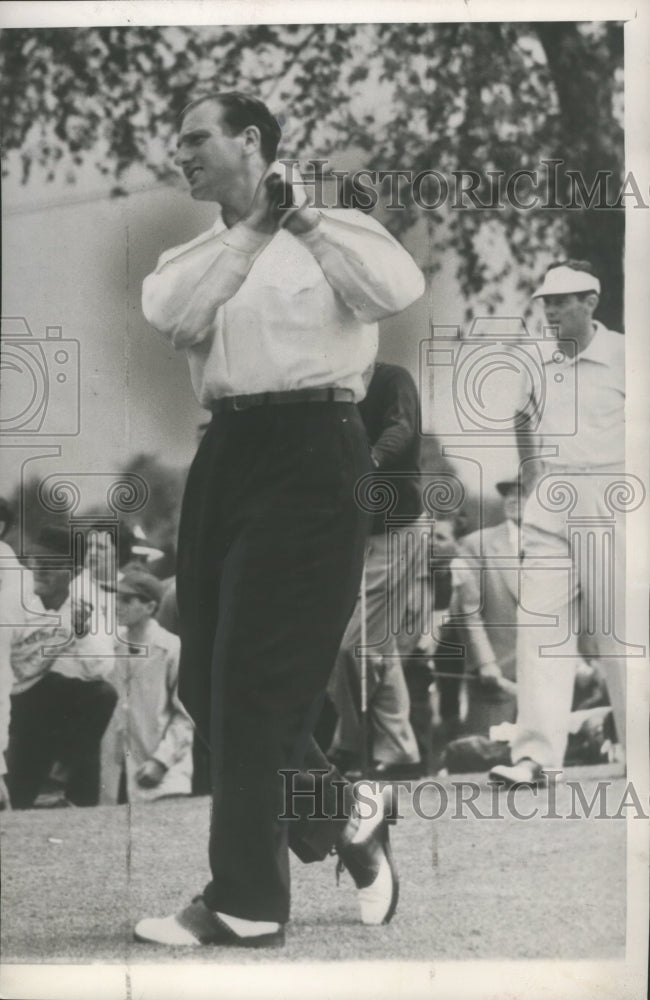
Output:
top-left (1, 168), bottom-right (522, 511)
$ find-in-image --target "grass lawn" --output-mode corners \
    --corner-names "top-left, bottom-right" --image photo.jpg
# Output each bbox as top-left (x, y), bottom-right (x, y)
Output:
top-left (0, 764), bottom-right (627, 971)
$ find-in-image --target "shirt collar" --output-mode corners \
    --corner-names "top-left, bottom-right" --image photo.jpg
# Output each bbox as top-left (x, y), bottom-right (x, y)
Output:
top-left (576, 321), bottom-right (616, 365)
top-left (542, 320), bottom-right (613, 367)
top-left (132, 617), bottom-right (175, 653)
top-left (211, 214), bottom-right (226, 236)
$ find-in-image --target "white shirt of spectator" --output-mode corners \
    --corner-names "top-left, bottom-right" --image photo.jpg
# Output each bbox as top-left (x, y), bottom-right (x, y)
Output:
top-left (0, 541), bottom-right (36, 773)
top-left (514, 321), bottom-right (624, 470)
top-left (10, 591), bottom-right (114, 695)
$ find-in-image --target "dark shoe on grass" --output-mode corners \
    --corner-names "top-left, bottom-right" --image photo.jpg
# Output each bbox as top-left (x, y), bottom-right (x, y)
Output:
top-left (134, 897), bottom-right (285, 948)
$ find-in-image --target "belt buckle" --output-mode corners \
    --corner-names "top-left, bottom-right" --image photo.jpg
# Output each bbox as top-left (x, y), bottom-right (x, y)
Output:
top-left (231, 395), bottom-right (247, 411)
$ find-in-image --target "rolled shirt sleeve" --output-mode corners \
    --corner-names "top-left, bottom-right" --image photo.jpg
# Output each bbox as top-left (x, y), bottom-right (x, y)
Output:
top-left (142, 222), bottom-right (274, 349)
top-left (142, 209), bottom-right (425, 350)
top-left (141, 205), bottom-right (425, 405)
top-left (294, 209), bottom-right (426, 323)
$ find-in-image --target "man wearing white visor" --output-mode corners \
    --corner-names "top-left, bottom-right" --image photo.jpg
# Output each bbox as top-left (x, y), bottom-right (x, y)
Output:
top-left (490, 259), bottom-right (626, 787)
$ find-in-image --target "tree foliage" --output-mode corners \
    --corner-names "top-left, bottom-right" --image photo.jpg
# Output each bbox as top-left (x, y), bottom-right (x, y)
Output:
top-left (0, 22), bottom-right (624, 325)
top-left (7, 454), bottom-right (185, 570)
top-left (119, 452), bottom-right (186, 557)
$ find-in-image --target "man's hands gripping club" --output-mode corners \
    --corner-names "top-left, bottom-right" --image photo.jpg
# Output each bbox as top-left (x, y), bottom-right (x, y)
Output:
top-left (243, 162), bottom-right (320, 237)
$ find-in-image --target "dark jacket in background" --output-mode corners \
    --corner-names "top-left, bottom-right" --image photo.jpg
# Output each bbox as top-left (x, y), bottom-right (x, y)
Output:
top-left (358, 363), bottom-right (422, 534)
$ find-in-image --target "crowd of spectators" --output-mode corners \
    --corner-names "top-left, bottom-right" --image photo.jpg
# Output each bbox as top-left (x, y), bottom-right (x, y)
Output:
top-left (0, 294), bottom-right (622, 807)
top-left (0, 505), bottom-right (193, 809)
top-left (0, 486), bottom-right (618, 810)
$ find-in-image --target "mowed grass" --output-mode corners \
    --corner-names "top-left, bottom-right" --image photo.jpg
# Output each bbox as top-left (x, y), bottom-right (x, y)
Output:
top-left (0, 765), bottom-right (626, 966)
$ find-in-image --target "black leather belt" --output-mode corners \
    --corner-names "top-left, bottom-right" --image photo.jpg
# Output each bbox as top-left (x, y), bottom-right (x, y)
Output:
top-left (210, 387), bottom-right (355, 414)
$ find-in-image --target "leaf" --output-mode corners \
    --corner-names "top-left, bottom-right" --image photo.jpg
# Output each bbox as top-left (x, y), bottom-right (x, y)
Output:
top-left (0, 22), bottom-right (624, 324)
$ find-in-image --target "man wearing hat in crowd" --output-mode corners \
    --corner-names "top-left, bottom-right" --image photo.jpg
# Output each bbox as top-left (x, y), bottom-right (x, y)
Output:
top-left (100, 569), bottom-right (193, 804)
top-left (448, 477), bottom-right (522, 737)
top-left (5, 525), bottom-right (117, 808)
top-left (490, 259), bottom-right (626, 787)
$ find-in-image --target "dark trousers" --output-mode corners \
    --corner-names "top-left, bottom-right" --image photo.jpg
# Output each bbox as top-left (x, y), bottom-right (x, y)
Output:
top-left (6, 672), bottom-right (118, 808)
top-left (176, 401), bottom-right (372, 923)
top-left (433, 618), bottom-right (464, 726)
top-left (402, 653), bottom-right (434, 772)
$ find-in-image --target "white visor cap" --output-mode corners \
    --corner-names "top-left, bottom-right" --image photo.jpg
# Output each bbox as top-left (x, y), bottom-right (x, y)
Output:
top-left (531, 265), bottom-right (601, 299)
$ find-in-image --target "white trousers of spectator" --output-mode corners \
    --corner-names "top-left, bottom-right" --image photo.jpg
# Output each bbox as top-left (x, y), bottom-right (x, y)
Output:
top-left (512, 465), bottom-right (626, 770)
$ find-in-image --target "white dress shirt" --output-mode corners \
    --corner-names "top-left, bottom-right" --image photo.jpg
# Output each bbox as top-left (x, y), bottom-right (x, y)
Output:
top-left (9, 592), bottom-right (114, 695)
top-left (515, 321), bottom-right (624, 470)
top-left (0, 541), bottom-right (35, 772)
top-left (142, 209), bottom-right (425, 405)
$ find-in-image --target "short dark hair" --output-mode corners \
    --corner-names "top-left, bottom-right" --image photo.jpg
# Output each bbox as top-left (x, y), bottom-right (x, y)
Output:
top-left (34, 525), bottom-right (71, 557)
top-left (179, 91), bottom-right (281, 163)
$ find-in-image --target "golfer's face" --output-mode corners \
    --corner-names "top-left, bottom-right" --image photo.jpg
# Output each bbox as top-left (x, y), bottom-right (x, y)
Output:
top-left (175, 102), bottom-right (243, 202)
